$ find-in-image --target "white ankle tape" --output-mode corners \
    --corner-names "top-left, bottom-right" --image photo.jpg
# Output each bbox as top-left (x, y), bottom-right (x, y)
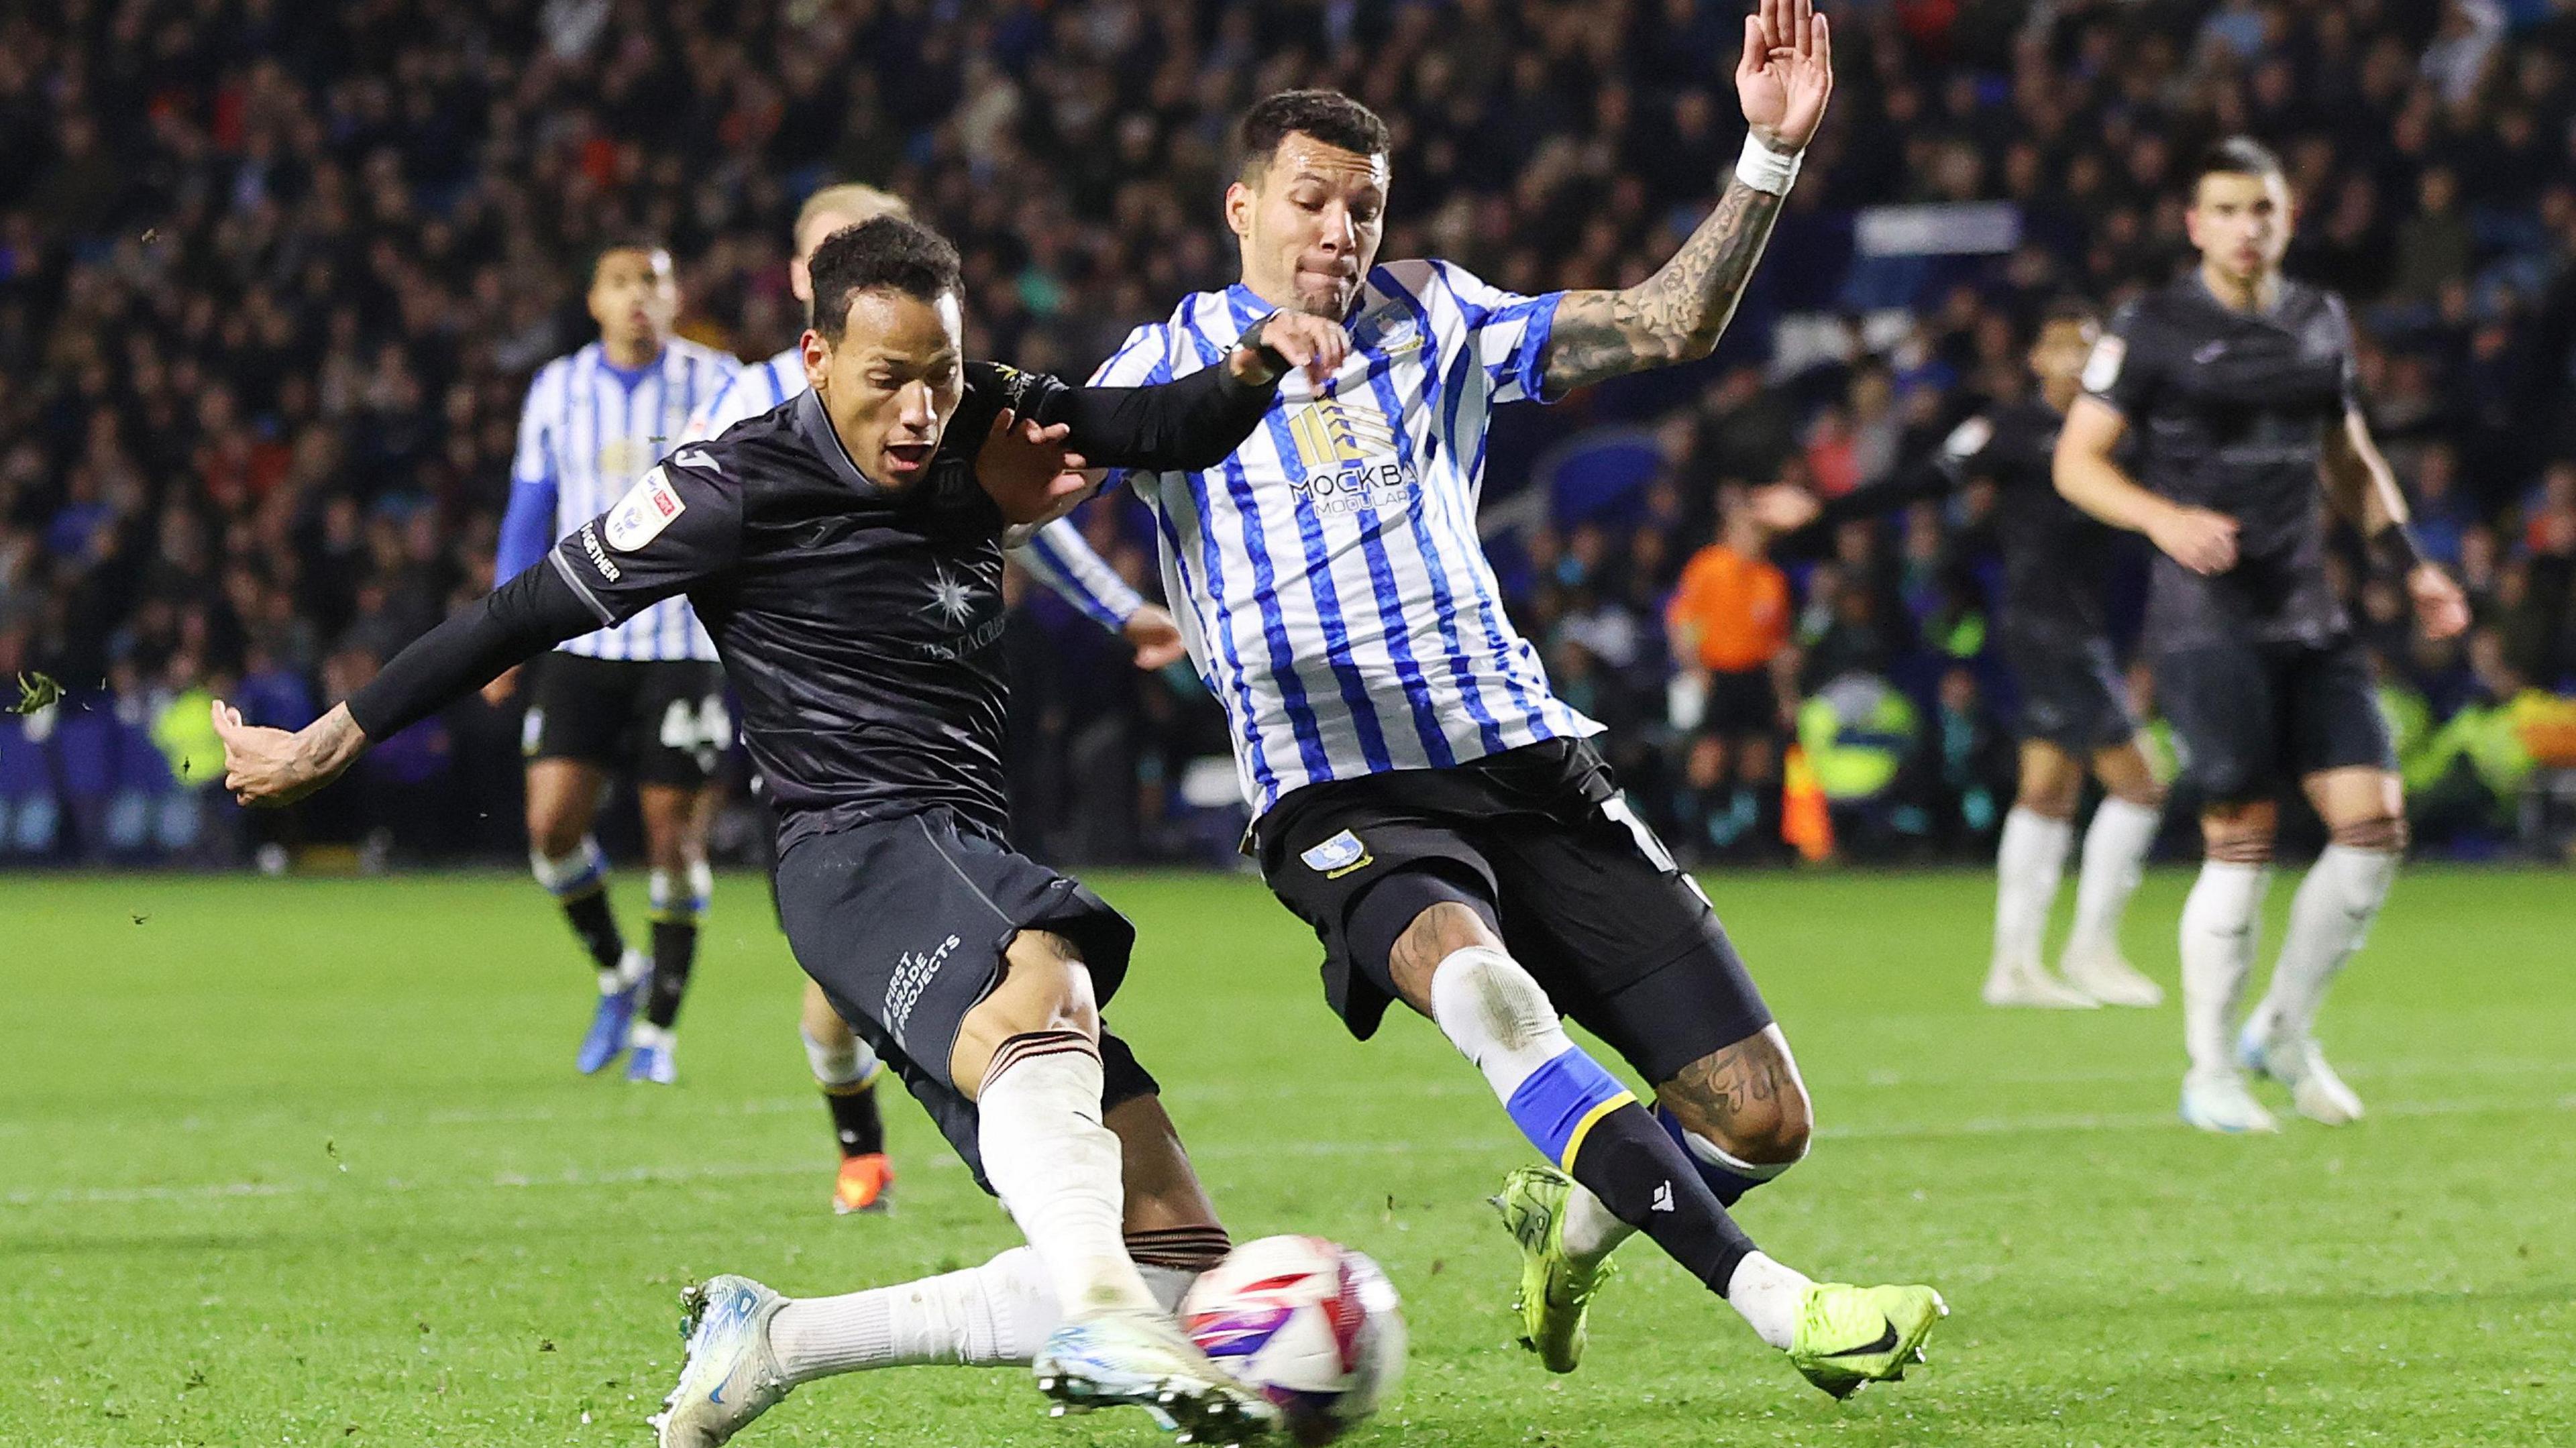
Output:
top-left (803, 1027), bottom-right (881, 1089)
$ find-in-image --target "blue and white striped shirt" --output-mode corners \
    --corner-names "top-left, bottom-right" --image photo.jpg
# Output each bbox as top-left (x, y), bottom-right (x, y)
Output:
top-left (1097, 262), bottom-right (1601, 818)
top-left (685, 347), bottom-right (1148, 634)
top-left (498, 339), bottom-right (739, 661)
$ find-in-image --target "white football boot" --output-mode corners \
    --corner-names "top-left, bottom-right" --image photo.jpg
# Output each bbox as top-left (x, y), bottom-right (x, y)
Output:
top-left (2241, 1025), bottom-right (2364, 1125)
top-left (1982, 958), bottom-right (2099, 1009)
top-left (652, 1276), bottom-right (791, 1448)
top-left (2180, 1069), bottom-right (2279, 1134)
top-left (1033, 1308), bottom-right (1276, 1445)
top-left (2059, 941), bottom-right (2164, 1007)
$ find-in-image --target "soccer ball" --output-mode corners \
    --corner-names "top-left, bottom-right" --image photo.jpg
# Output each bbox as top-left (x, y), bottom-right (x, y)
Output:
top-left (1179, 1235), bottom-right (1406, 1445)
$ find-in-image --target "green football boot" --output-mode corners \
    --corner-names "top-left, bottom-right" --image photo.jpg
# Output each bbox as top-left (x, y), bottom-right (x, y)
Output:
top-left (1489, 1166), bottom-right (1617, 1374)
top-left (1786, 1282), bottom-right (1948, 1400)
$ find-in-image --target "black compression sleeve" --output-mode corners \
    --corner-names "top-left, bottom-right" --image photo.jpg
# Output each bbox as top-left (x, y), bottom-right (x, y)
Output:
top-left (1036, 362), bottom-right (1282, 472)
top-left (345, 561), bottom-right (601, 740)
top-left (1774, 457), bottom-right (1957, 560)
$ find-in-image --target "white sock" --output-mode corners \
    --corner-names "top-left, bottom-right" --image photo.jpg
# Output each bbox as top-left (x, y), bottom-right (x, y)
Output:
top-left (2066, 797), bottom-right (2160, 962)
top-left (1426, 946), bottom-right (1572, 1098)
top-left (1992, 807), bottom-right (2074, 972)
top-left (975, 1039), bottom-right (1156, 1316)
top-left (2255, 846), bottom-right (2397, 1044)
top-left (2178, 860), bottom-right (2272, 1077)
top-left (1560, 1182), bottom-right (1637, 1268)
top-left (771, 1246), bottom-right (1056, 1381)
top-left (1724, 1251), bottom-right (1814, 1351)
top-left (1138, 1264), bottom-right (1201, 1316)
top-left (802, 1025), bottom-right (883, 1090)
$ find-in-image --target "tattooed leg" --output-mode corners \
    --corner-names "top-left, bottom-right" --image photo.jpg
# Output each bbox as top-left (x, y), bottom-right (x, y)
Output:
top-left (1654, 1027), bottom-right (1814, 1204)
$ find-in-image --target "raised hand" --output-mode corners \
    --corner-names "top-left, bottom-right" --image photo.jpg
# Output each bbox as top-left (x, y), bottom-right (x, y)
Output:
top-left (1737, 0), bottom-right (1833, 152)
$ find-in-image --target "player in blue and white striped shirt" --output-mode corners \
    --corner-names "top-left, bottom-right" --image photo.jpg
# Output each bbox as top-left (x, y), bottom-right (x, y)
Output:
top-left (1104, 30), bottom-right (1945, 1398)
top-left (681, 183), bottom-right (1189, 1217)
top-left (487, 241), bottom-right (740, 1087)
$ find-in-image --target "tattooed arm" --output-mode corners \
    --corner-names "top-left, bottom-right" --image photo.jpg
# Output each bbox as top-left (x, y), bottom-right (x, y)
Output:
top-left (1540, 0), bottom-right (1833, 400)
top-left (1542, 181), bottom-right (1790, 398)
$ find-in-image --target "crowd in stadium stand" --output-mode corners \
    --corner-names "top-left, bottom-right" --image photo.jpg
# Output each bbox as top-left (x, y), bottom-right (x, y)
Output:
top-left (3, 0), bottom-right (2575, 869)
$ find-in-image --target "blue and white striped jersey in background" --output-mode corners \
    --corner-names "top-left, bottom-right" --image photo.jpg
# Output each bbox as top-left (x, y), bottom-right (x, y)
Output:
top-left (1096, 261), bottom-right (1602, 818)
top-left (498, 338), bottom-right (739, 661)
top-left (683, 347), bottom-right (1148, 634)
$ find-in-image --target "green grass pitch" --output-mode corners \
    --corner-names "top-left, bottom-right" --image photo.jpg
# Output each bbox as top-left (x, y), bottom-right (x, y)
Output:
top-left (5, 867), bottom-right (2570, 1446)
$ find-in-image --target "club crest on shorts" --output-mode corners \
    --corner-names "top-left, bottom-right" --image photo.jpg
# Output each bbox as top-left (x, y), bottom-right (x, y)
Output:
top-left (1301, 829), bottom-right (1373, 878)
top-left (604, 467), bottom-right (685, 551)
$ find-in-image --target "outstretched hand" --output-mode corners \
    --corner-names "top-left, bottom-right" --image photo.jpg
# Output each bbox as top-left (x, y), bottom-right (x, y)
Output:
top-left (1737, 0), bottom-right (1833, 152)
top-left (976, 408), bottom-right (1095, 527)
top-left (212, 700), bottom-right (365, 807)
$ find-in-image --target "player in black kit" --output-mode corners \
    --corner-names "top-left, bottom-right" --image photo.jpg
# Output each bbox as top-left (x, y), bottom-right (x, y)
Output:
top-left (1763, 301), bottom-right (2167, 1010)
top-left (208, 217), bottom-right (1352, 1445)
top-left (2054, 140), bottom-right (2469, 1134)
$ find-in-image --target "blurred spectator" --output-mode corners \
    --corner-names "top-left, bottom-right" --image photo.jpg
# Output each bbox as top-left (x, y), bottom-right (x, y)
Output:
top-left (2, 0), bottom-right (2570, 867)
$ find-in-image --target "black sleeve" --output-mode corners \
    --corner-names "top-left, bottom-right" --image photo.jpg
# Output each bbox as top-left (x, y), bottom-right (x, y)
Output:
top-left (345, 562), bottom-right (598, 738)
top-left (352, 453), bottom-right (744, 739)
top-left (1774, 434), bottom-right (1972, 560)
top-left (982, 358), bottom-right (1281, 472)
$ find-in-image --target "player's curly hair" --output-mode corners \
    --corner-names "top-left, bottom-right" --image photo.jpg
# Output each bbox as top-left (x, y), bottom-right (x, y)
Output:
top-left (806, 216), bottom-right (963, 340)
top-left (1236, 90), bottom-right (1389, 178)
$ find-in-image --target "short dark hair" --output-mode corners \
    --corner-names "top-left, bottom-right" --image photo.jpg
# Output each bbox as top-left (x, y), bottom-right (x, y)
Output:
top-left (2192, 136), bottom-right (2284, 190)
top-left (2039, 295), bottom-right (2099, 331)
top-left (805, 216), bottom-right (963, 341)
top-left (590, 240), bottom-right (672, 282)
top-left (1236, 90), bottom-right (1390, 178)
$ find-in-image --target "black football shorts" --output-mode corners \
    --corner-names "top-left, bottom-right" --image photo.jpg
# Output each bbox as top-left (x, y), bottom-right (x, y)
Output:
top-left (772, 806), bottom-right (1154, 1193)
top-left (2000, 624), bottom-right (2137, 754)
top-left (522, 653), bottom-right (729, 787)
top-left (2153, 634), bottom-right (2395, 803)
top-left (1252, 738), bottom-right (1773, 1085)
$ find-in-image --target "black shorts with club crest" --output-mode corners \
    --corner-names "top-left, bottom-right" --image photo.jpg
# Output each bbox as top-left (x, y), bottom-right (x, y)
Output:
top-left (772, 805), bottom-right (1156, 1193)
top-left (1998, 623), bottom-right (2137, 755)
top-left (1252, 738), bottom-right (1772, 1085)
top-left (522, 653), bottom-right (731, 787)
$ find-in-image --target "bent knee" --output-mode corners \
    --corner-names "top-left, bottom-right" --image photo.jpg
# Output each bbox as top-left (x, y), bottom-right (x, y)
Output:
top-left (2330, 815), bottom-right (2407, 852)
top-left (1660, 1060), bottom-right (1814, 1166)
top-left (987, 930), bottom-right (1102, 1036)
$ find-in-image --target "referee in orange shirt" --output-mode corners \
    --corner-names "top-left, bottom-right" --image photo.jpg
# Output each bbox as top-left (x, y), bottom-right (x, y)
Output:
top-left (1667, 482), bottom-right (1797, 861)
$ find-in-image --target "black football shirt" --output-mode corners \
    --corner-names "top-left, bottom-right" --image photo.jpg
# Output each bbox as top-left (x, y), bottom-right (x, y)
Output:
top-left (2084, 274), bottom-right (2359, 651)
top-left (546, 363), bottom-right (1240, 850)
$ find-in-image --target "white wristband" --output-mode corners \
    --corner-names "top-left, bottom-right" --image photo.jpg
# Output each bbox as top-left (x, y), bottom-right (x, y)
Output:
top-left (1733, 134), bottom-right (1802, 196)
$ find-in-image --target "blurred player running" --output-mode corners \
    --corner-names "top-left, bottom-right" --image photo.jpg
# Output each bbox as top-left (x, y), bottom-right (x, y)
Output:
top-left (681, 183), bottom-right (1189, 1215)
top-left (212, 217), bottom-right (1351, 1445)
top-left (486, 243), bottom-right (740, 1084)
top-left (2055, 138), bottom-right (2469, 1133)
top-left (1760, 300), bottom-right (2169, 1009)
top-left (1098, 1), bottom-right (1943, 1400)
